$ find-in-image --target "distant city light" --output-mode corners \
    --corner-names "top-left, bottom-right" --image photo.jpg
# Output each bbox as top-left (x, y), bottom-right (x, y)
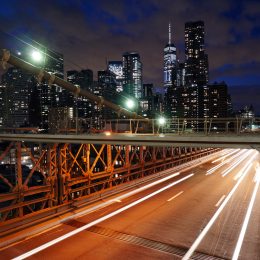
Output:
top-left (126, 99), bottom-right (135, 109)
top-left (31, 50), bottom-right (43, 62)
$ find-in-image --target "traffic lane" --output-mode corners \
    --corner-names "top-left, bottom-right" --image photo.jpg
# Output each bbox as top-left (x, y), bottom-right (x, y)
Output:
top-left (0, 152), bottom-right (240, 259)
top-left (0, 165), bottom-right (203, 258)
top-left (94, 159), bottom-right (243, 248)
top-left (234, 161), bottom-right (260, 260)
top-left (197, 160), bottom-right (260, 259)
top-left (19, 158), bottom-right (242, 257)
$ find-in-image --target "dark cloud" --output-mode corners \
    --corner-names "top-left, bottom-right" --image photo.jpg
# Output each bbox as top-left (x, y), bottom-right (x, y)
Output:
top-left (0, 0), bottom-right (259, 111)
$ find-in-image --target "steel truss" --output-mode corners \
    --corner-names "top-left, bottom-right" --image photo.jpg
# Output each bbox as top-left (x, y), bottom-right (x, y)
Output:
top-left (0, 141), bottom-right (217, 230)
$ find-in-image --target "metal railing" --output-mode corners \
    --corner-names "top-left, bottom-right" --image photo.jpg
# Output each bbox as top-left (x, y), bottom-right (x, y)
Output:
top-left (103, 117), bottom-right (260, 135)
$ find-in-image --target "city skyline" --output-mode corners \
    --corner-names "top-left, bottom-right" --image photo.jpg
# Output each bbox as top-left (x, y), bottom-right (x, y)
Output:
top-left (0, 0), bottom-right (259, 112)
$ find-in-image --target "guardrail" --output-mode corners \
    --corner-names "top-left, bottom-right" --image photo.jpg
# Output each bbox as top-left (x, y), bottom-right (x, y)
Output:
top-left (103, 117), bottom-right (260, 135)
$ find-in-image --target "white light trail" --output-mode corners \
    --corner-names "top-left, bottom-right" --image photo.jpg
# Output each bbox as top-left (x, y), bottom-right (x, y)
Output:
top-left (253, 163), bottom-right (260, 183)
top-left (232, 164), bottom-right (260, 260)
top-left (234, 155), bottom-right (258, 181)
top-left (225, 149), bottom-right (247, 163)
top-left (13, 174), bottom-right (194, 260)
top-left (215, 195), bottom-right (226, 207)
top-left (167, 191), bottom-right (184, 202)
top-left (211, 149), bottom-right (237, 163)
top-left (206, 150), bottom-right (245, 175)
top-left (182, 151), bottom-right (258, 260)
top-left (222, 150), bottom-right (252, 177)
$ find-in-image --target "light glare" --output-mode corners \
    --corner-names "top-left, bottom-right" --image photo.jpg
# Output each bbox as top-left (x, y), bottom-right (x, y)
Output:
top-left (158, 117), bottom-right (166, 125)
top-left (31, 50), bottom-right (43, 62)
top-left (126, 99), bottom-right (135, 109)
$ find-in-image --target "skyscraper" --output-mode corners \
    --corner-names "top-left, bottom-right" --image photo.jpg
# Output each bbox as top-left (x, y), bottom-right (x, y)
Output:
top-left (0, 67), bottom-right (33, 127)
top-left (122, 52), bottom-right (142, 99)
top-left (163, 23), bottom-right (177, 90)
top-left (37, 49), bottom-right (65, 128)
top-left (184, 21), bottom-right (209, 121)
top-left (185, 21), bottom-right (208, 87)
top-left (108, 61), bottom-right (123, 92)
top-left (97, 70), bottom-right (118, 121)
top-left (67, 69), bottom-right (93, 119)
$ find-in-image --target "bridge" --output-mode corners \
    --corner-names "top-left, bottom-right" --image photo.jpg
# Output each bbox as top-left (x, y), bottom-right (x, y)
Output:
top-left (0, 49), bottom-right (260, 259)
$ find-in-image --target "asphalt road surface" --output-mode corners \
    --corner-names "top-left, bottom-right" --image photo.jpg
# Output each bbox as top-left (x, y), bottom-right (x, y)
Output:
top-left (1, 149), bottom-right (260, 260)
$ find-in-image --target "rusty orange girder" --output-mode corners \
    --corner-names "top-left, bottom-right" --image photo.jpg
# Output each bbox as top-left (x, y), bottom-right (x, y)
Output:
top-left (0, 141), bottom-right (217, 228)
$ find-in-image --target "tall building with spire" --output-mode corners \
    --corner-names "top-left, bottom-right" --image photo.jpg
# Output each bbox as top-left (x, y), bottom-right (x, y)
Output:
top-left (163, 23), bottom-right (177, 90)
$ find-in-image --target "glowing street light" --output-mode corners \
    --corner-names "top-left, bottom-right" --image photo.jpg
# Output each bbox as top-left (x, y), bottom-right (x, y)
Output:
top-left (31, 50), bottom-right (43, 63)
top-left (126, 99), bottom-right (135, 110)
top-left (158, 117), bottom-right (166, 125)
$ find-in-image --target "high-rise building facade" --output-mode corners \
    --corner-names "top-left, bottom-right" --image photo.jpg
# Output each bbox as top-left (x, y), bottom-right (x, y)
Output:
top-left (163, 23), bottom-right (177, 90)
top-left (185, 21), bottom-right (208, 87)
top-left (0, 67), bottom-right (33, 127)
top-left (122, 52), bottom-right (142, 99)
top-left (208, 82), bottom-right (229, 118)
top-left (108, 61), bottom-right (123, 92)
top-left (67, 69), bottom-right (93, 129)
top-left (36, 49), bottom-right (65, 128)
top-left (97, 70), bottom-right (118, 122)
top-left (184, 21), bottom-right (209, 121)
top-left (140, 83), bottom-right (154, 118)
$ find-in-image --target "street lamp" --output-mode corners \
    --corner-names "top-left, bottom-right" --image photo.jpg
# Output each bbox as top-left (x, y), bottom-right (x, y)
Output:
top-left (158, 116), bottom-right (166, 125)
top-left (31, 50), bottom-right (43, 63)
top-left (126, 99), bottom-right (135, 110)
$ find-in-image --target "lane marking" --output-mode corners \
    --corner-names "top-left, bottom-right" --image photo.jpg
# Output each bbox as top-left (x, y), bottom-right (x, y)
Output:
top-left (182, 151), bottom-right (258, 260)
top-left (13, 174), bottom-right (194, 260)
top-left (215, 195), bottom-right (225, 207)
top-left (232, 164), bottom-right (260, 260)
top-left (167, 191), bottom-right (184, 202)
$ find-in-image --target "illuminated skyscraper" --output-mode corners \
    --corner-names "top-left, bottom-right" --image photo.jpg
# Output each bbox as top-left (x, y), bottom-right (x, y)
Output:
top-left (184, 21), bottom-right (209, 121)
top-left (108, 61), bottom-right (123, 92)
top-left (163, 23), bottom-right (177, 90)
top-left (37, 49), bottom-right (65, 128)
top-left (0, 68), bottom-right (33, 127)
top-left (67, 69), bottom-right (93, 118)
top-left (185, 21), bottom-right (208, 87)
top-left (122, 52), bottom-right (142, 99)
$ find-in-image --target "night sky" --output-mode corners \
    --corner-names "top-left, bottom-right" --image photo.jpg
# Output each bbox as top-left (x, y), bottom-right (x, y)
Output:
top-left (0, 0), bottom-right (259, 113)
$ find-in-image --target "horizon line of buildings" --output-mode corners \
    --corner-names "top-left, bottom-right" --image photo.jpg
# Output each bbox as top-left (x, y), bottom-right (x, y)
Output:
top-left (0, 20), bottom-right (255, 132)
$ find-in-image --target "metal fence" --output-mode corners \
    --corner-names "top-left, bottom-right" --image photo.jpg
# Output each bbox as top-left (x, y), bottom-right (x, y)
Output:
top-left (103, 117), bottom-right (260, 135)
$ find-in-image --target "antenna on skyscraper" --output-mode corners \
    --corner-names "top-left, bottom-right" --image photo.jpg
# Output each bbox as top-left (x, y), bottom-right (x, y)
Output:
top-left (168, 22), bottom-right (171, 45)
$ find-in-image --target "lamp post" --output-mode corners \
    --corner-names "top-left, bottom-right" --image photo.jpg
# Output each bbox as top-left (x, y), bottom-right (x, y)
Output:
top-left (157, 116), bottom-right (166, 133)
top-left (31, 50), bottom-right (43, 63)
top-left (125, 99), bottom-right (135, 110)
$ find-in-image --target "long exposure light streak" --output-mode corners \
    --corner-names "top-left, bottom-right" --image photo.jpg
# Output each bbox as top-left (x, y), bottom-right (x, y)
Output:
top-left (13, 174), bottom-right (194, 260)
top-left (222, 150), bottom-right (252, 177)
top-left (206, 149), bottom-right (245, 175)
top-left (211, 149), bottom-right (237, 163)
top-left (232, 163), bottom-right (260, 260)
top-left (182, 151), bottom-right (258, 260)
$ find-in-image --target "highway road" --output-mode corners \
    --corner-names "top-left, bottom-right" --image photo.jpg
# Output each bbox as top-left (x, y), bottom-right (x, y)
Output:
top-left (1, 149), bottom-right (260, 259)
